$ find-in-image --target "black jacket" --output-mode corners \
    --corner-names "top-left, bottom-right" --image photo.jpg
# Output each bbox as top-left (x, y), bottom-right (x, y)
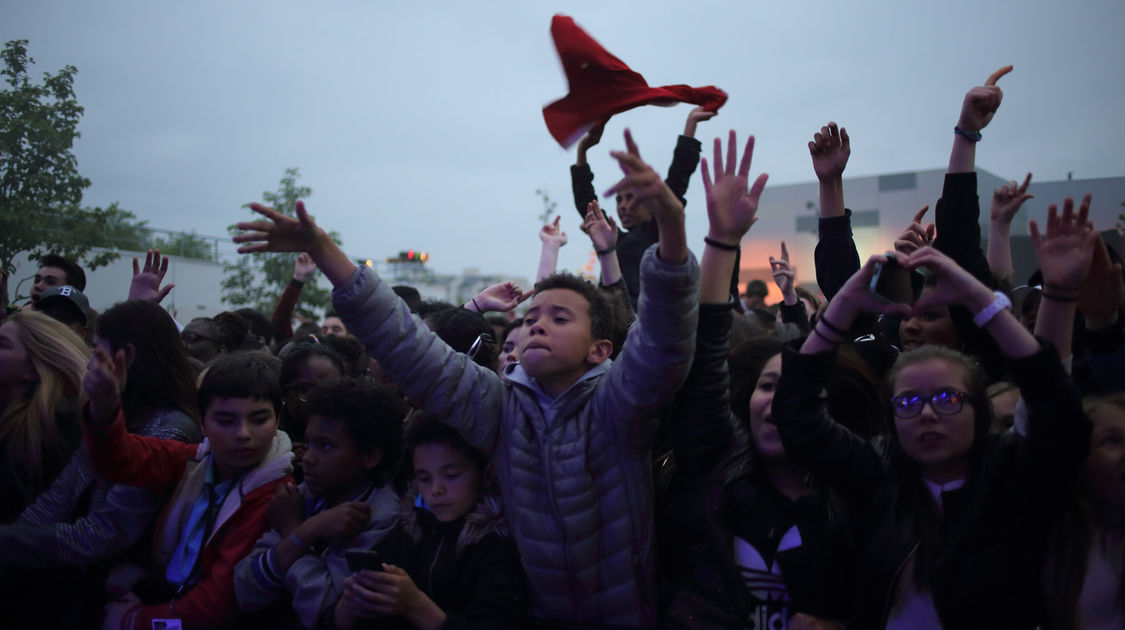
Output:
top-left (657, 304), bottom-right (854, 629)
top-left (339, 492), bottom-right (527, 630)
top-left (773, 342), bottom-right (1091, 629)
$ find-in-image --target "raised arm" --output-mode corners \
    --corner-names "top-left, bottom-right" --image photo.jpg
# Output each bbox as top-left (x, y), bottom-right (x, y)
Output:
top-left (271, 253), bottom-right (316, 342)
top-left (234, 202), bottom-right (507, 457)
top-left (665, 130), bottom-right (766, 469)
top-left (1031, 195), bottom-right (1097, 361)
top-left (570, 123), bottom-right (604, 220)
top-left (594, 129), bottom-right (701, 442)
top-left (771, 242), bottom-right (810, 336)
top-left (948, 65), bottom-right (1010, 174)
top-left (662, 107), bottom-right (712, 205)
top-left (581, 200), bottom-right (624, 287)
top-left (535, 216), bottom-right (568, 282)
top-left (1078, 234), bottom-right (1125, 394)
top-left (987, 174), bottom-right (1033, 285)
top-left (605, 129), bottom-right (690, 264)
top-left (809, 122), bottom-right (858, 300)
top-left (699, 130), bottom-right (767, 302)
top-left (935, 66), bottom-right (1012, 287)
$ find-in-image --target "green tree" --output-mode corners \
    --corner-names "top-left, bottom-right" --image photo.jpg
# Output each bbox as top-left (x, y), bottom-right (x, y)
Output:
top-left (0, 39), bottom-right (138, 273)
top-left (535, 188), bottom-right (558, 225)
top-left (152, 230), bottom-right (217, 261)
top-left (222, 168), bottom-right (339, 318)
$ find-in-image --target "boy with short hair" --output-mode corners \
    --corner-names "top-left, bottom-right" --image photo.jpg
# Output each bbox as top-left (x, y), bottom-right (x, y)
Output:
top-left (235, 130), bottom-right (703, 627)
top-left (234, 377), bottom-right (406, 628)
top-left (31, 253), bottom-right (86, 305)
top-left (83, 351), bottom-right (293, 630)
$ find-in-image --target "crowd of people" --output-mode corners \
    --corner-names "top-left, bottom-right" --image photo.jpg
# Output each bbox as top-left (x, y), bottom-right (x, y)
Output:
top-left (0, 65), bottom-right (1122, 629)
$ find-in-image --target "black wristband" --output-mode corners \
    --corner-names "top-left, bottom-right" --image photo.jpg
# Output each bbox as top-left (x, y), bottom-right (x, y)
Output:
top-left (1041, 292), bottom-right (1078, 303)
top-left (595, 245), bottom-right (616, 256)
top-left (704, 237), bottom-right (740, 252)
top-left (954, 126), bottom-right (982, 142)
top-left (818, 313), bottom-right (848, 337)
top-left (289, 278), bottom-right (305, 288)
top-left (812, 326), bottom-right (841, 345)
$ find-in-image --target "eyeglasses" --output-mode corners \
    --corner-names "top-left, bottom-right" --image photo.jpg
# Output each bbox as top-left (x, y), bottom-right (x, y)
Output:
top-left (890, 390), bottom-right (971, 419)
top-left (467, 333), bottom-right (494, 360)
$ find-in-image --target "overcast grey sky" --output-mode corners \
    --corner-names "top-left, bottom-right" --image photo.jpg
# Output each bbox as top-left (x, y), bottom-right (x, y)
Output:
top-left (4, 0), bottom-right (1124, 280)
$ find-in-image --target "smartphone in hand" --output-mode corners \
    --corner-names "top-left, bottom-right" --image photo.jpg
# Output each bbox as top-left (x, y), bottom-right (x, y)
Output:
top-left (869, 255), bottom-right (914, 305)
top-left (345, 549), bottom-right (383, 574)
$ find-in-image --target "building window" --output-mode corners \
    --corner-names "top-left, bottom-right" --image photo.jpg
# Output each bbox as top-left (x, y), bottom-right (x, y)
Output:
top-left (878, 173), bottom-right (917, 191)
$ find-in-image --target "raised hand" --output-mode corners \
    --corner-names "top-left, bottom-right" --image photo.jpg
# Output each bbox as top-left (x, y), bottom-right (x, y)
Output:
top-left (234, 200), bottom-right (324, 254)
top-left (293, 252), bottom-right (317, 283)
top-left (128, 249), bottom-right (174, 303)
top-left (582, 201), bottom-right (618, 252)
top-left (893, 206), bottom-right (935, 255)
top-left (539, 216), bottom-right (568, 249)
top-left (1078, 234), bottom-right (1124, 329)
top-left (683, 106), bottom-right (717, 137)
top-left (577, 122), bottom-right (605, 153)
top-left (808, 122), bottom-right (850, 182)
top-left (957, 65), bottom-right (1011, 133)
top-left (1030, 195), bottom-right (1097, 293)
top-left (604, 129), bottom-right (684, 224)
top-left (701, 130), bottom-right (769, 244)
top-left (908, 246), bottom-right (996, 315)
top-left (770, 242), bottom-right (796, 302)
top-left (991, 173), bottom-right (1034, 224)
top-left (265, 482), bottom-right (305, 538)
top-left (84, 345), bottom-right (128, 425)
top-left (469, 281), bottom-right (531, 313)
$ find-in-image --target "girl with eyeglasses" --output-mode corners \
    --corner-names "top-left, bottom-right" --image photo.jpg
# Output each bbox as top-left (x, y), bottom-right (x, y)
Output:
top-left (773, 242), bottom-right (1091, 629)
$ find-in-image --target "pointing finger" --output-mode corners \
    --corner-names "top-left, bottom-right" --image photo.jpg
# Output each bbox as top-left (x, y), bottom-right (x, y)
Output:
top-left (912, 205), bottom-right (930, 225)
top-left (780, 241), bottom-right (789, 263)
top-left (985, 65), bottom-right (1013, 86)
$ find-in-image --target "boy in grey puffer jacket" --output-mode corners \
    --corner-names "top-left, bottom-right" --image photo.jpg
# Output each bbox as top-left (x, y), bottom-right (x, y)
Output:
top-left (234, 130), bottom-right (700, 628)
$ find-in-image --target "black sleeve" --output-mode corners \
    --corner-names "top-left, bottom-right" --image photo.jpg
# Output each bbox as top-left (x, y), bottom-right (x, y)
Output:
top-left (664, 135), bottom-right (702, 207)
top-left (440, 537), bottom-right (528, 630)
top-left (814, 209), bottom-right (861, 301)
top-left (779, 300), bottom-right (811, 338)
top-left (1009, 342), bottom-right (1091, 511)
top-left (570, 163), bottom-right (597, 221)
top-left (667, 303), bottom-right (736, 474)
top-left (773, 348), bottom-right (885, 508)
top-left (933, 172), bottom-right (994, 288)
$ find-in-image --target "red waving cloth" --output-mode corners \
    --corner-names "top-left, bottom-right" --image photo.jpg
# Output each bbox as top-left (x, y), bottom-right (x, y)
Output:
top-left (542, 14), bottom-right (728, 148)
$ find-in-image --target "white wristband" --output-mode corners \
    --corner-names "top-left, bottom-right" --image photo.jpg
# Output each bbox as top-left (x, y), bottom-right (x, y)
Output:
top-left (972, 291), bottom-right (1011, 328)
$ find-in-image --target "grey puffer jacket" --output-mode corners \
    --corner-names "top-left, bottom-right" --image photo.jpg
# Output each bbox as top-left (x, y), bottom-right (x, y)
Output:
top-left (332, 244), bottom-right (699, 628)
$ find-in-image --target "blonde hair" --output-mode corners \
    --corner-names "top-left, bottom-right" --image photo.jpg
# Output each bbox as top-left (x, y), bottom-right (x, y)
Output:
top-left (0, 311), bottom-right (89, 501)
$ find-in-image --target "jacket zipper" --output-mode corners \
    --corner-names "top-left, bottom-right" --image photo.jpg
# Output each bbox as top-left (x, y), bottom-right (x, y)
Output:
top-left (539, 422), bottom-right (581, 616)
top-left (427, 533), bottom-right (447, 592)
top-left (881, 539), bottom-right (920, 626)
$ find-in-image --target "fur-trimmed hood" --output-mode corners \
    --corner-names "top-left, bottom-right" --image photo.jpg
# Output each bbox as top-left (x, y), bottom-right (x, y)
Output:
top-left (396, 483), bottom-right (508, 557)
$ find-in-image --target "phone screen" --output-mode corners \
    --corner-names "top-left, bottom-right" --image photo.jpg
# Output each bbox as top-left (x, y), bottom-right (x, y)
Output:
top-left (870, 256), bottom-right (914, 304)
top-left (345, 549), bottom-right (383, 573)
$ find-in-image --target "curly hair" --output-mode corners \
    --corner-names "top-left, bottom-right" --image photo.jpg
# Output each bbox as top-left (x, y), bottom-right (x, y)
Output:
top-left (304, 378), bottom-right (407, 485)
